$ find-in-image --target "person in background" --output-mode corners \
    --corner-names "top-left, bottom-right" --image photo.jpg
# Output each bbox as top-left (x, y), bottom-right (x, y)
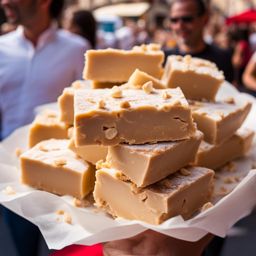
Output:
top-left (242, 52), bottom-right (256, 97)
top-left (0, 0), bottom-right (90, 255)
top-left (64, 8), bottom-right (97, 49)
top-left (231, 26), bottom-right (253, 88)
top-left (165, 0), bottom-right (233, 83)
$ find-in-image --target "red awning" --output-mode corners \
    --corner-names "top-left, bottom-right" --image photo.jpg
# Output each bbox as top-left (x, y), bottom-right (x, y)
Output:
top-left (226, 9), bottom-right (256, 25)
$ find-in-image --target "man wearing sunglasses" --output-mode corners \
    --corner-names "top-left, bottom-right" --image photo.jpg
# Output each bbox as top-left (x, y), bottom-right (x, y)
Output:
top-left (166, 0), bottom-right (233, 83)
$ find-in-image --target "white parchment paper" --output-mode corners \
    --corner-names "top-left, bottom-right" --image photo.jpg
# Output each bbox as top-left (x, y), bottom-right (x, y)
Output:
top-left (0, 82), bottom-right (256, 250)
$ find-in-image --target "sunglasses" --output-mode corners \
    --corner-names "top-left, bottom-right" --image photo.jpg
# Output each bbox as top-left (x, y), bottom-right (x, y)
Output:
top-left (169, 15), bottom-right (198, 24)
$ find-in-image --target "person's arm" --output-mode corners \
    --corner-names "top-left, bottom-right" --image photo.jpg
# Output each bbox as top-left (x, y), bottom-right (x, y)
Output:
top-left (242, 55), bottom-right (256, 91)
top-left (103, 230), bottom-right (213, 256)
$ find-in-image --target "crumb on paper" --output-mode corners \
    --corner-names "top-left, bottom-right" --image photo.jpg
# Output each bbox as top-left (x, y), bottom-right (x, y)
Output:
top-left (162, 91), bottom-right (171, 99)
top-left (64, 212), bottom-right (72, 224)
top-left (224, 97), bottom-right (235, 104)
top-left (201, 202), bottom-right (214, 212)
top-left (73, 198), bottom-right (82, 207)
top-left (54, 159), bottom-right (67, 167)
top-left (56, 209), bottom-right (65, 215)
top-left (2, 186), bottom-right (16, 195)
top-left (223, 176), bottom-right (236, 184)
top-left (214, 186), bottom-right (230, 197)
top-left (15, 148), bottom-right (24, 157)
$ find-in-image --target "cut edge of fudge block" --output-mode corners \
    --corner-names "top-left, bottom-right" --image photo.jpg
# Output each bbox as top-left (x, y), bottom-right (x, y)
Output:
top-left (68, 138), bottom-right (108, 165)
top-left (20, 139), bottom-right (95, 199)
top-left (28, 110), bottom-right (69, 148)
top-left (83, 44), bottom-right (164, 82)
top-left (193, 128), bottom-right (254, 169)
top-left (190, 100), bottom-right (252, 144)
top-left (93, 166), bottom-right (214, 225)
top-left (162, 55), bottom-right (224, 101)
top-left (74, 88), bottom-right (196, 146)
top-left (107, 130), bottom-right (203, 187)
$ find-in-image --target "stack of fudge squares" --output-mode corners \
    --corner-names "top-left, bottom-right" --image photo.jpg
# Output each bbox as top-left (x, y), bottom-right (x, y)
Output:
top-left (19, 44), bottom-right (254, 225)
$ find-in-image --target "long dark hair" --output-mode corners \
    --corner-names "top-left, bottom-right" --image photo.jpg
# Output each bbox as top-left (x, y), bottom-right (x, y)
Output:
top-left (71, 10), bottom-right (97, 49)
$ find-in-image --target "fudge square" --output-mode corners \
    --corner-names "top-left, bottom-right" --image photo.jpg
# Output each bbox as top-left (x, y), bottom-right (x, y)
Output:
top-left (107, 130), bottom-right (203, 187)
top-left (190, 99), bottom-right (252, 144)
top-left (83, 44), bottom-right (164, 83)
top-left (20, 139), bottom-right (95, 199)
top-left (74, 87), bottom-right (196, 146)
top-left (28, 110), bottom-right (69, 148)
top-left (162, 55), bottom-right (224, 101)
top-left (94, 166), bottom-right (214, 225)
top-left (193, 128), bottom-right (254, 169)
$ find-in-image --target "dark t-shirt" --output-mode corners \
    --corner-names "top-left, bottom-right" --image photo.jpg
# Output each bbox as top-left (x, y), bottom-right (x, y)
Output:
top-left (164, 44), bottom-right (234, 83)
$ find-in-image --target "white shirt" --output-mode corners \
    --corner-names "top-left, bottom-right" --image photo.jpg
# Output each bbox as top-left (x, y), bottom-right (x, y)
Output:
top-left (0, 24), bottom-right (89, 138)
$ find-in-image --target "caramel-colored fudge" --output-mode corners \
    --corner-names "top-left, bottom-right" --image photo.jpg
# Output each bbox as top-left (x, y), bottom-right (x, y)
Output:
top-left (193, 128), bottom-right (254, 169)
top-left (28, 110), bottom-right (69, 147)
top-left (107, 130), bottom-right (203, 187)
top-left (190, 100), bottom-right (252, 144)
top-left (74, 88), bottom-right (196, 146)
top-left (58, 81), bottom-right (89, 125)
top-left (20, 139), bottom-right (95, 199)
top-left (94, 166), bottom-right (214, 224)
top-left (92, 81), bottom-right (123, 89)
top-left (162, 55), bottom-right (224, 100)
top-left (83, 44), bottom-right (164, 83)
top-left (69, 138), bottom-right (107, 165)
top-left (127, 69), bottom-right (166, 89)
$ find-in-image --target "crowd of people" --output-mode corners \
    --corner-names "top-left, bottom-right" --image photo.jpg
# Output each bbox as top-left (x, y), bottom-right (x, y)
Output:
top-left (0, 0), bottom-right (255, 256)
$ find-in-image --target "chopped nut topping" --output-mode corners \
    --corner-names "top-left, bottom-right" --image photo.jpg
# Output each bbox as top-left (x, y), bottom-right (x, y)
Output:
top-left (142, 81), bottom-right (154, 94)
top-left (162, 91), bottom-right (171, 99)
top-left (72, 80), bottom-right (82, 89)
top-left (38, 145), bottom-right (49, 152)
top-left (201, 202), bottom-right (214, 212)
top-left (15, 148), bottom-right (24, 157)
top-left (104, 127), bottom-right (118, 140)
top-left (184, 55), bottom-right (192, 64)
top-left (54, 159), bottom-right (67, 167)
top-left (111, 86), bottom-right (122, 98)
top-left (2, 186), bottom-right (16, 195)
top-left (98, 99), bottom-right (106, 109)
top-left (56, 209), bottom-right (65, 215)
top-left (96, 160), bottom-right (110, 170)
top-left (180, 168), bottom-right (191, 176)
top-left (224, 97), bottom-right (235, 104)
top-left (120, 100), bottom-right (131, 108)
top-left (63, 212), bottom-right (72, 224)
top-left (172, 100), bottom-right (181, 106)
top-left (73, 198), bottom-right (82, 207)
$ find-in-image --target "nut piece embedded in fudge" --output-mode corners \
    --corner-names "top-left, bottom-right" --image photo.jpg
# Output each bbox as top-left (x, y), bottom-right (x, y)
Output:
top-left (93, 166), bottom-right (214, 225)
top-left (74, 88), bottom-right (196, 146)
top-left (83, 44), bottom-right (164, 83)
top-left (107, 130), bottom-right (203, 187)
top-left (189, 99), bottom-right (252, 144)
top-left (28, 110), bottom-right (69, 148)
top-left (162, 55), bottom-right (224, 101)
top-left (193, 128), bottom-right (254, 169)
top-left (20, 139), bottom-right (95, 199)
